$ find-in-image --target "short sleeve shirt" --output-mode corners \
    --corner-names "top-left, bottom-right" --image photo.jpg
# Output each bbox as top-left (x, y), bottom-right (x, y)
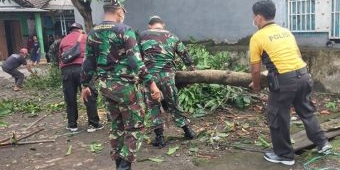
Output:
top-left (249, 23), bottom-right (306, 74)
top-left (3, 54), bottom-right (27, 70)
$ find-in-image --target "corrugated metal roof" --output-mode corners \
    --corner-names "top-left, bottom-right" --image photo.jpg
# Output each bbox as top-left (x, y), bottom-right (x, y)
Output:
top-left (13, 0), bottom-right (52, 8)
top-left (45, 0), bottom-right (73, 10)
top-left (0, 7), bottom-right (47, 12)
top-left (44, 5), bottom-right (73, 10)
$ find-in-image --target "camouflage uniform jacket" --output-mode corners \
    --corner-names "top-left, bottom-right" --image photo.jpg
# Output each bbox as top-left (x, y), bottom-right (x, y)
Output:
top-left (139, 29), bottom-right (193, 73)
top-left (81, 21), bottom-right (153, 87)
top-left (47, 39), bottom-right (61, 65)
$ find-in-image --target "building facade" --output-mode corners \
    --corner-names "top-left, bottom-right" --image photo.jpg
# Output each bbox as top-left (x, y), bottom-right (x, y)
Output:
top-left (74, 0), bottom-right (339, 47)
top-left (287, 0), bottom-right (340, 46)
top-left (0, 0), bottom-right (75, 61)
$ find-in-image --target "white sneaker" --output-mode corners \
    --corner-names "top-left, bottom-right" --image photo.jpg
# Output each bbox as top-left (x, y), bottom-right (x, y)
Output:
top-left (318, 142), bottom-right (332, 154)
top-left (66, 125), bottom-right (78, 132)
top-left (87, 124), bottom-right (104, 133)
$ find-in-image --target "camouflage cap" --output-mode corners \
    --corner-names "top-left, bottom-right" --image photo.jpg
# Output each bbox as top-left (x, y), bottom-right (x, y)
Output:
top-left (149, 15), bottom-right (164, 25)
top-left (103, 0), bottom-right (127, 13)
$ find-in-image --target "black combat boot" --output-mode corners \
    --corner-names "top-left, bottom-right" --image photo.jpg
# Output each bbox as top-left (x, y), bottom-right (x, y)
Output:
top-left (182, 125), bottom-right (195, 139)
top-left (115, 158), bottom-right (122, 168)
top-left (117, 159), bottom-right (131, 170)
top-left (151, 128), bottom-right (166, 148)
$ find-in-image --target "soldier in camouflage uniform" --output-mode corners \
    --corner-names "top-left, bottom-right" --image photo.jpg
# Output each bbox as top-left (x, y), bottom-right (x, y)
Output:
top-left (47, 35), bottom-right (62, 66)
top-left (140, 16), bottom-right (196, 148)
top-left (80, 1), bottom-right (161, 170)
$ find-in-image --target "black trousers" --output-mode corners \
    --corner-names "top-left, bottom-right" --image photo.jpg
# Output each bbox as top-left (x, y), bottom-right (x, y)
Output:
top-left (2, 66), bottom-right (24, 87)
top-left (267, 71), bottom-right (327, 159)
top-left (61, 65), bottom-right (99, 127)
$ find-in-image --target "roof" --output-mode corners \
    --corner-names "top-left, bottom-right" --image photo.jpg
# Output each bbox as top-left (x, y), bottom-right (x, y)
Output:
top-left (13, 0), bottom-right (52, 8)
top-left (44, 0), bottom-right (73, 10)
top-left (0, 7), bottom-right (47, 12)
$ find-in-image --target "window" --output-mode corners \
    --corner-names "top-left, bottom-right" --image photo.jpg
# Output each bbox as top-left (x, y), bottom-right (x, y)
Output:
top-left (331, 0), bottom-right (340, 38)
top-left (287, 0), bottom-right (316, 32)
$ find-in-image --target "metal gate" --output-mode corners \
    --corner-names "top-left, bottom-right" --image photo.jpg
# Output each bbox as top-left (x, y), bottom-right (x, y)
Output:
top-left (331, 0), bottom-right (340, 39)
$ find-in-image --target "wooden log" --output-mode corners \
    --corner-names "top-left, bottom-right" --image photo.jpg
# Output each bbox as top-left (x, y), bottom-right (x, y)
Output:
top-left (293, 129), bottom-right (340, 152)
top-left (175, 70), bottom-right (267, 88)
top-left (292, 118), bottom-right (340, 152)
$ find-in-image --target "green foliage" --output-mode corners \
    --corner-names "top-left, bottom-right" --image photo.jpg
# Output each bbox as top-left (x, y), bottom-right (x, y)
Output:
top-left (255, 134), bottom-right (271, 148)
top-left (90, 142), bottom-right (104, 154)
top-left (0, 98), bottom-right (64, 126)
top-left (0, 99), bottom-right (41, 115)
top-left (26, 66), bottom-right (62, 90)
top-left (325, 100), bottom-right (337, 112)
top-left (178, 44), bottom-right (251, 116)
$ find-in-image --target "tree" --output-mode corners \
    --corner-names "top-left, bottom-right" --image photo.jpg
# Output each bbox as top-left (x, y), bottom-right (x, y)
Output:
top-left (175, 70), bottom-right (268, 88)
top-left (71, 0), bottom-right (93, 32)
top-left (71, 0), bottom-right (126, 32)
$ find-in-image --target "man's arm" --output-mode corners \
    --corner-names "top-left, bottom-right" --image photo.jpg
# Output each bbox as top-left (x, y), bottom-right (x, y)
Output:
top-left (250, 63), bottom-right (261, 91)
top-left (80, 36), bottom-right (97, 88)
top-left (80, 34), bottom-right (98, 102)
top-left (174, 37), bottom-right (194, 70)
top-left (25, 64), bottom-right (34, 74)
top-left (124, 29), bottom-right (160, 99)
top-left (249, 35), bottom-right (262, 92)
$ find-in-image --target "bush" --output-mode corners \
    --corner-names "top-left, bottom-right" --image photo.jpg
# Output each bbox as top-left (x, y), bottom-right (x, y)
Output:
top-left (178, 44), bottom-right (251, 116)
top-left (25, 66), bottom-right (62, 90)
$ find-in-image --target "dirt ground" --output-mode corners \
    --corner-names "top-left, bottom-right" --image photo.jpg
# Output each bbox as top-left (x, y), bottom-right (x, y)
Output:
top-left (1, 67), bottom-right (340, 170)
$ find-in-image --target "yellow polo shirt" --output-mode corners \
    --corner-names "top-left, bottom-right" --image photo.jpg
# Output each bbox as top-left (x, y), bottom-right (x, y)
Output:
top-left (249, 23), bottom-right (306, 74)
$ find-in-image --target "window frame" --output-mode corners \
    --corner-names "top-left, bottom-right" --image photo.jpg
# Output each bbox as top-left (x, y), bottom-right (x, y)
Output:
top-left (287, 0), bottom-right (316, 32)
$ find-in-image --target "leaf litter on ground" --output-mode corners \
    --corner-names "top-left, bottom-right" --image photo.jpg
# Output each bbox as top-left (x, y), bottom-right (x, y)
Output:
top-left (90, 142), bottom-right (103, 154)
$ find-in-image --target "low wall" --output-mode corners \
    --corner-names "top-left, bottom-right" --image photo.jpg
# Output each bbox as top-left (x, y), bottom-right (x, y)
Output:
top-left (207, 45), bottom-right (340, 93)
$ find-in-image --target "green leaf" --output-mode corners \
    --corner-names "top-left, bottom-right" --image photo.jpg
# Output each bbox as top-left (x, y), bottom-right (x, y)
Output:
top-left (0, 121), bottom-right (9, 127)
top-left (148, 158), bottom-right (164, 163)
top-left (66, 145), bottom-right (72, 156)
top-left (90, 142), bottom-right (103, 153)
top-left (167, 146), bottom-right (180, 155)
top-left (189, 147), bottom-right (199, 153)
top-left (216, 132), bottom-right (229, 138)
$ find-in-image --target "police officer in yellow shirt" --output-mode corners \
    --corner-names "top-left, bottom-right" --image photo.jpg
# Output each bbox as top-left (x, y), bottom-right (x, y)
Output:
top-left (249, 0), bottom-right (331, 166)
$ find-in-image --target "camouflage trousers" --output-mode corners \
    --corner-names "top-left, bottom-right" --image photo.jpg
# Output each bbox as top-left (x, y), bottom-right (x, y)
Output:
top-left (100, 82), bottom-right (145, 163)
top-left (144, 72), bottom-right (188, 129)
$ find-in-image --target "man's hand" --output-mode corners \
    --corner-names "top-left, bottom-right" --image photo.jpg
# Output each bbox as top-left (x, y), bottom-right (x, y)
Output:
top-left (81, 87), bottom-right (92, 102)
top-left (249, 81), bottom-right (261, 92)
top-left (149, 82), bottom-right (161, 101)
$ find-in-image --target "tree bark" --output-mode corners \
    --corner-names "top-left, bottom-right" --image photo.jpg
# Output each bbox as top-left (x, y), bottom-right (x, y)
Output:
top-left (175, 70), bottom-right (267, 88)
top-left (71, 0), bottom-right (93, 32)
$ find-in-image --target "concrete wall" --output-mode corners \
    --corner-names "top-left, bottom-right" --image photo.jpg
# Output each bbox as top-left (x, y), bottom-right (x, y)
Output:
top-left (293, 32), bottom-right (329, 47)
top-left (73, 0), bottom-right (330, 47)
top-left (74, 0), bottom-right (286, 43)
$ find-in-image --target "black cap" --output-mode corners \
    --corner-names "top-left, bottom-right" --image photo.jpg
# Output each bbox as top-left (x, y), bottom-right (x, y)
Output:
top-left (149, 16), bottom-right (164, 25)
top-left (103, 0), bottom-right (127, 13)
top-left (69, 23), bottom-right (83, 31)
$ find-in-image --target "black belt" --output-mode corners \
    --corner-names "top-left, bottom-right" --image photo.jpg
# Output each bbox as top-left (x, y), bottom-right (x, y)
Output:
top-left (278, 67), bottom-right (307, 79)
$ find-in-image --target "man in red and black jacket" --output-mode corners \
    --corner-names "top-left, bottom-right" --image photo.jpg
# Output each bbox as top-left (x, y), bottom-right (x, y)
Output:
top-left (59, 23), bottom-right (103, 132)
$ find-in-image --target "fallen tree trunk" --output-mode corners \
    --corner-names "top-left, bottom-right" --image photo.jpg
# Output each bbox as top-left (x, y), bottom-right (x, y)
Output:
top-left (175, 70), bottom-right (267, 88)
top-left (292, 118), bottom-right (340, 152)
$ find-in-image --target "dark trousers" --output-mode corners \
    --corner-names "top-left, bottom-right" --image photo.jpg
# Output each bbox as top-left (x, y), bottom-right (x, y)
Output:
top-left (2, 66), bottom-right (24, 87)
top-left (61, 65), bottom-right (99, 127)
top-left (267, 72), bottom-right (327, 159)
